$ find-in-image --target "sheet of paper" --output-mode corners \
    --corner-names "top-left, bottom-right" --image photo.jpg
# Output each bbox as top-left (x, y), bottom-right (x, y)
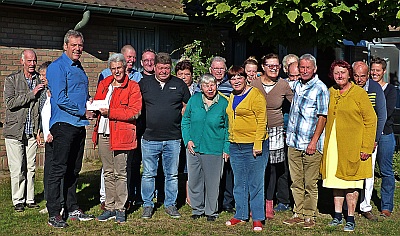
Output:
top-left (86, 100), bottom-right (108, 110)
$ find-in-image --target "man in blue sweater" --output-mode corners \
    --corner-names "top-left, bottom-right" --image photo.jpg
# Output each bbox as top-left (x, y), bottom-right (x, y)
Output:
top-left (353, 61), bottom-right (387, 221)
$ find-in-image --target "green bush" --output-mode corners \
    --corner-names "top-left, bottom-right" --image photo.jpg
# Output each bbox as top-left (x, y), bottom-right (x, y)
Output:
top-left (171, 40), bottom-right (213, 82)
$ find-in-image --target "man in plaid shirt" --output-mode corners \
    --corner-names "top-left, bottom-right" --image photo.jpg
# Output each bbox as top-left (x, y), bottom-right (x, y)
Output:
top-left (283, 54), bottom-right (329, 229)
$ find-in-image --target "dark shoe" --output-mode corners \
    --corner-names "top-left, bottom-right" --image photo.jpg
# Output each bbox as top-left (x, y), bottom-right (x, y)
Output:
top-left (328, 218), bottom-right (343, 226)
top-left (191, 214), bottom-right (204, 220)
top-left (165, 206), bottom-right (181, 218)
top-left (343, 222), bottom-right (355, 232)
top-left (283, 214), bottom-right (304, 225)
top-left (303, 218), bottom-right (315, 229)
top-left (115, 210), bottom-right (126, 223)
top-left (361, 211), bottom-right (378, 221)
top-left (223, 208), bottom-right (236, 214)
top-left (68, 209), bottom-right (95, 221)
top-left (96, 210), bottom-right (116, 221)
top-left (14, 203), bottom-right (25, 212)
top-left (142, 206), bottom-right (154, 219)
top-left (207, 215), bottom-right (217, 221)
top-left (380, 210), bottom-right (391, 217)
top-left (27, 202), bottom-right (40, 209)
top-left (274, 203), bottom-right (291, 212)
top-left (48, 215), bottom-right (68, 228)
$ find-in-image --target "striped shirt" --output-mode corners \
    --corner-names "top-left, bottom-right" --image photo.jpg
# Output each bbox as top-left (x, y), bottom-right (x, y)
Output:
top-left (24, 75), bottom-right (37, 135)
top-left (286, 74), bottom-right (329, 153)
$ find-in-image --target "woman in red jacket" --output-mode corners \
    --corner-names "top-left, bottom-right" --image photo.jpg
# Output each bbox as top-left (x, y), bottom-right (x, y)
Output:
top-left (92, 53), bottom-right (142, 223)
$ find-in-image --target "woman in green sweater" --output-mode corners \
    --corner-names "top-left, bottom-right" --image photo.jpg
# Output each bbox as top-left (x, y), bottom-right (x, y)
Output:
top-left (181, 73), bottom-right (229, 222)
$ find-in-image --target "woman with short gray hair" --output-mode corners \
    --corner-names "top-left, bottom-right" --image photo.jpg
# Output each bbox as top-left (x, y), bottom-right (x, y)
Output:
top-left (181, 73), bottom-right (229, 221)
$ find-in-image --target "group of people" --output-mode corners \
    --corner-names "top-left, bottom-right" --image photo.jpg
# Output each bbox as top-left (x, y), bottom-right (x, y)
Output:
top-left (3, 28), bottom-right (397, 233)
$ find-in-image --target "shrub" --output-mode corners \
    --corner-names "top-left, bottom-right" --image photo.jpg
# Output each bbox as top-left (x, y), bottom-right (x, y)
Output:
top-left (393, 151), bottom-right (400, 179)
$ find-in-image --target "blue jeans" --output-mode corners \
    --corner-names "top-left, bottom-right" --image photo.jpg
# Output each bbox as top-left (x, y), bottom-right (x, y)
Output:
top-left (230, 140), bottom-right (269, 221)
top-left (377, 133), bottom-right (395, 212)
top-left (141, 139), bottom-right (180, 208)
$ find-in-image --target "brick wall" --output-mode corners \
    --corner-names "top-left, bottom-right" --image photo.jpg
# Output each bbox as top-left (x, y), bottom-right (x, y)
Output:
top-left (0, 4), bottom-right (232, 170)
top-left (0, 6), bottom-right (118, 170)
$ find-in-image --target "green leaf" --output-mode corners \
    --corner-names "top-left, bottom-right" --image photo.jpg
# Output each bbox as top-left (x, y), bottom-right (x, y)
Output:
top-left (243, 11), bottom-right (255, 20)
top-left (236, 20), bottom-right (246, 30)
top-left (255, 10), bottom-right (266, 18)
top-left (332, 2), bottom-right (351, 14)
top-left (241, 1), bottom-right (250, 8)
top-left (287, 10), bottom-right (298, 23)
top-left (302, 12), bottom-right (313, 23)
top-left (397, 9), bottom-right (400, 19)
top-left (293, 0), bottom-right (300, 4)
top-left (216, 3), bottom-right (230, 14)
top-left (310, 20), bottom-right (318, 31)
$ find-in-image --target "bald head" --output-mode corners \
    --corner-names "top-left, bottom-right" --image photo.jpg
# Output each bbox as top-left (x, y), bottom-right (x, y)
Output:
top-left (121, 45), bottom-right (137, 72)
top-left (353, 61), bottom-right (369, 88)
top-left (20, 49), bottom-right (37, 78)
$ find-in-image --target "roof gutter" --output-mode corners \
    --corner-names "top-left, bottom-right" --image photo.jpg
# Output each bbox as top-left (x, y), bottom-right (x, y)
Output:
top-left (1, 0), bottom-right (190, 22)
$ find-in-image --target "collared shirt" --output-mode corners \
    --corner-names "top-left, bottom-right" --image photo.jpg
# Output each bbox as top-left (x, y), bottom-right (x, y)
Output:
top-left (98, 68), bottom-right (142, 84)
top-left (202, 93), bottom-right (219, 111)
top-left (24, 74), bottom-right (37, 135)
top-left (286, 74), bottom-right (329, 153)
top-left (47, 53), bottom-right (90, 128)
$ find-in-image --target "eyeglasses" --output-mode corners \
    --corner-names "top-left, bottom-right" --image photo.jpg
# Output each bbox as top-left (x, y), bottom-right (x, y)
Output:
top-left (263, 64), bottom-right (281, 70)
top-left (142, 59), bottom-right (155, 64)
top-left (211, 67), bottom-right (226, 72)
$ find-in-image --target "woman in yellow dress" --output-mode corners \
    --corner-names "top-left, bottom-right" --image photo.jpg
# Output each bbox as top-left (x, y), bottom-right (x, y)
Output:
top-left (320, 60), bottom-right (377, 232)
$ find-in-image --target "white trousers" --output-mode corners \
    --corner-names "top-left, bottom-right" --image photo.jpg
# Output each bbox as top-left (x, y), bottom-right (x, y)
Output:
top-left (5, 136), bottom-right (37, 205)
top-left (360, 146), bottom-right (377, 212)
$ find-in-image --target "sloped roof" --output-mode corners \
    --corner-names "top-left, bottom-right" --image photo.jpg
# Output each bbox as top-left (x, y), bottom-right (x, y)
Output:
top-left (63, 0), bottom-right (185, 16)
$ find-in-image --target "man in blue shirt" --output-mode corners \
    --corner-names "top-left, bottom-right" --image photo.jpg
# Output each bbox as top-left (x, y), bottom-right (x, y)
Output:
top-left (46, 30), bottom-right (95, 228)
top-left (98, 45), bottom-right (142, 83)
top-left (353, 61), bottom-right (386, 221)
top-left (284, 54), bottom-right (329, 228)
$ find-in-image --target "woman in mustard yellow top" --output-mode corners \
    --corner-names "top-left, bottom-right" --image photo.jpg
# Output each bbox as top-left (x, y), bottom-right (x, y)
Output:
top-left (224, 66), bottom-right (268, 232)
top-left (320, 60), bottom-right (377, 232)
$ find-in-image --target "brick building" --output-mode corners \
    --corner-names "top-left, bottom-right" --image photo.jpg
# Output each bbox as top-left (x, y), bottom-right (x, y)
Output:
top-left (0, 0), bottom-right (242, 170)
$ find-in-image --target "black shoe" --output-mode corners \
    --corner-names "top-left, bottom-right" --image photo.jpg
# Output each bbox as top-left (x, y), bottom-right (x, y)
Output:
top-left (207, 215), bottom-right (217, 221)
top-left (27, 202), bottom-right (40, 209)
top-left (48, 215), bottom-right (68, 228)
top-left (14, 203), bottom-right (24, 212)
top-left (223, 208), bottom-right (235, 214)
top-left (191, 214), bottom-right (204, 220)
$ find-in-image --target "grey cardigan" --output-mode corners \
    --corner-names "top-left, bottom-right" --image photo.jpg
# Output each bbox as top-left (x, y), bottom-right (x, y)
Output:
top-left (3, 70), bottom-right (41, 140)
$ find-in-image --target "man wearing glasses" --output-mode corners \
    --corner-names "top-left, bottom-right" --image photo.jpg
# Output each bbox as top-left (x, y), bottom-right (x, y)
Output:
top-left (207, 56), bottom-right (235, 213)
top-left (209, 56), bottom-right (233, 96)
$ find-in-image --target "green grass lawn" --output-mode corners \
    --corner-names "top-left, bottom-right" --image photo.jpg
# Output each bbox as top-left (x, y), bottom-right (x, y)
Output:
top-left (0, 160), bottom-right (399, 235)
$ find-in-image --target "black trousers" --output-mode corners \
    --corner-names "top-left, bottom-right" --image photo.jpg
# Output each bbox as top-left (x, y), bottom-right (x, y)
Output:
top-left (43, 141), bottom-right (64, 204)
top-left (220, 160), bottom-right (235, 209)
top-left (275, 157), bottom-right (291, 205)
top-left (46, 122), bottom-right (85, 217)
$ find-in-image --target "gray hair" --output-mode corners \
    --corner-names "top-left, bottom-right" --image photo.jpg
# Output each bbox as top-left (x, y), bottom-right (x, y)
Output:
top-left (64, 29), bottom-right (84, 44)
top-left (210, 56), bottom-right (227, 68)
top-left (108, 53), bottom-right (127, 69)
top-left (299, 54), bottom-right (317, 67)
top-left (198, 73), bottom-right (217, 86)
top-left (282, 54), bottom-right (299, 72)
top-left (21, 49), bottom-right (37, 61)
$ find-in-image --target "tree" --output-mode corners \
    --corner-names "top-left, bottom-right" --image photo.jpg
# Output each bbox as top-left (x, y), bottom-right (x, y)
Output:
top-left (182, 0), bottom-right (400, 48)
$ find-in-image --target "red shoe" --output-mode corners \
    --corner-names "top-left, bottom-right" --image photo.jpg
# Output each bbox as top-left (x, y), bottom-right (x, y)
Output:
top-left (225, 218), bottom-right (245, 226)
top-left (265, 200), bottom-right (274, 219)
top-left (253, 221), bottom-right (263, 232)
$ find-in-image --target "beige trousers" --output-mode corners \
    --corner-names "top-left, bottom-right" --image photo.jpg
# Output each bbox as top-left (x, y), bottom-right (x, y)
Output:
top-left (5, 136), bottom-right (37, 205)
top-left (98, 135), bottom-right (128, 211)
top-left (288, 147), bottom-right (322, 218)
